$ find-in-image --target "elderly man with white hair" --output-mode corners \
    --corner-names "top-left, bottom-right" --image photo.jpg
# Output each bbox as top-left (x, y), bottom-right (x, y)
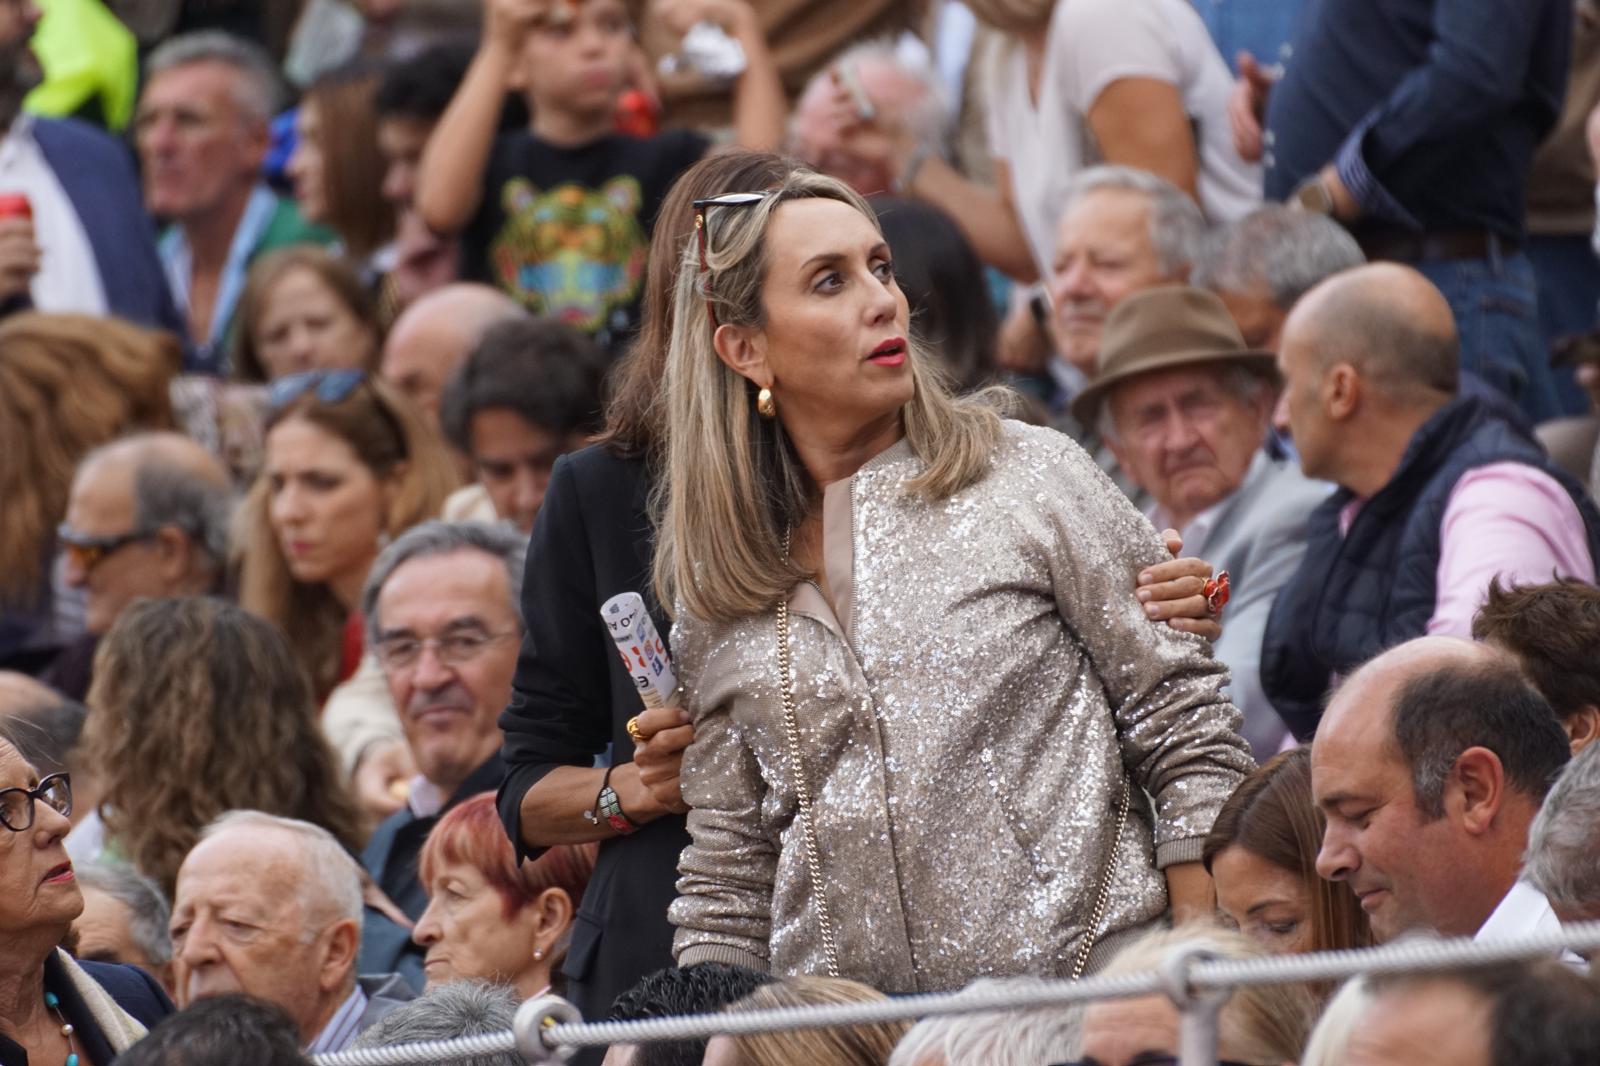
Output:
top-left (168, 811), bottom-right (413, 1052)
top-left (1524, 740), bottom-right (1600, 926)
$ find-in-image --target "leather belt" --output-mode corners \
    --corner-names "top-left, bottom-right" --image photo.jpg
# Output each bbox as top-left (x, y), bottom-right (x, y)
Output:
top-left (1356, 228), bottom-right (1520, 264)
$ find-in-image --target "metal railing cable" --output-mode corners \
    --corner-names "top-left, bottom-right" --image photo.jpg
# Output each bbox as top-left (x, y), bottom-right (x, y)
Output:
top-left (312, 920), bottom-right (1600, 1066)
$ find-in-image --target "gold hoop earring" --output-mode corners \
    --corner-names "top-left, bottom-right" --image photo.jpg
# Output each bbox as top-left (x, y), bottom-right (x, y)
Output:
top-left (756, 387), bottom-right (776, 419)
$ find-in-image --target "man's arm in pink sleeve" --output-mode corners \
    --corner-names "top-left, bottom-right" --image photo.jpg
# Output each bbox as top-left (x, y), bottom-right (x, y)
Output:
top-left (1428, 463), bottom-right (1597, 638)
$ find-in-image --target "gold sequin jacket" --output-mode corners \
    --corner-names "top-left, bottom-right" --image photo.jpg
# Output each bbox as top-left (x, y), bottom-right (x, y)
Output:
top-left (669, 422), bottom-right (1254, 992)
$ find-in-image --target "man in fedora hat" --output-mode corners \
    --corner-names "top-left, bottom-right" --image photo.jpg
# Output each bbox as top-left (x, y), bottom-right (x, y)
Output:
top-left (1076, 284), bottom-right (1331, 758)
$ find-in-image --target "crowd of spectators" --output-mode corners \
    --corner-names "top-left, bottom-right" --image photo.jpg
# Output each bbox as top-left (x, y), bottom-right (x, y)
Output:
top-left (3, 0), bottom-right (1600, 1063)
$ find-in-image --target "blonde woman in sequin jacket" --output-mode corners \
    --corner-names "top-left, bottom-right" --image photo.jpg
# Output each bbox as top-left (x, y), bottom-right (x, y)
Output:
top-left (653, 169), bottom-right (1255, 994)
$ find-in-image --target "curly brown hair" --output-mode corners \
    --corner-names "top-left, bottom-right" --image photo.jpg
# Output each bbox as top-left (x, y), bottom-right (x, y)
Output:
top-left (82, 597), bottom-right (366, 897)
top-left (0, 313), bottom-right (179, 607)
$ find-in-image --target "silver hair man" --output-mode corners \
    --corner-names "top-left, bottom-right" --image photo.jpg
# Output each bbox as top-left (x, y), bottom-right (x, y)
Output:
top-left (198, 810), bottom-right (364, 927)
top-left (349, 980), bottom-right (522, 1066)
top-left (75, 863), bottom-right (175, 970)
top-left (144, 30), bottom-right (285, 121)
top-left (1523, 740), bottom-right (1600, 923)
top-left (1058, 165), bottom-right (1208, 278)
top-left (361, 519), bottom-right (528, 648)
top-left (1192, 205), bottom-right (1365, 349)
top-left (888, 979), bottom-right (1080, 1066)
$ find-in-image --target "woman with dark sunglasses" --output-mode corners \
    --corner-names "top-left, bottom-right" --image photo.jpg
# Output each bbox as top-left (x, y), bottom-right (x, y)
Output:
top-left (0, 737), bottom-right (173, 1066)
top-left (236, 370), bottom-right (459, 710)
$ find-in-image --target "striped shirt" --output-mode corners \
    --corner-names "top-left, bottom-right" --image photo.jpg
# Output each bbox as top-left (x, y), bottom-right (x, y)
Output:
top-left (306, 985), bottom-right (368, 1054)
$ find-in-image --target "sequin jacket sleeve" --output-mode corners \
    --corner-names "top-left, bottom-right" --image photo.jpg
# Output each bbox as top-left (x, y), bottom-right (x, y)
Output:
top-left (1029, 427), bottom-right (1256, 866)
top-left (671, 691), bottom-right (778, 971)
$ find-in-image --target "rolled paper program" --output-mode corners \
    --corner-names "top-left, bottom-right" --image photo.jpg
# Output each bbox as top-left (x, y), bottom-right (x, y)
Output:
top-left (602, 592), bottom-right (677, 708)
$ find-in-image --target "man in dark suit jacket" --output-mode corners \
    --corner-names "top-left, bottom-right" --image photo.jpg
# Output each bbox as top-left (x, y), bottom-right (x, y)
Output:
top-left (0, 6), bottom-right (184, 333)
top-left (357, 521), bottom-right (528, 990)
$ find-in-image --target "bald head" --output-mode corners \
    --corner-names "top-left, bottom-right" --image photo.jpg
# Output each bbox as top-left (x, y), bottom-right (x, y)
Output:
top-left (0, 672), bottom-right (59, 718)
top-left (381, 284), bottom-right (525, 430)
top-left (83, 432), bottom-right (231, 490)
top-left (66, 433), bottom-right (235, 634)
top-left (1285, 264), bottom-right (1459, 402)
top-left (1326, 637), bottom-right (1497, 734)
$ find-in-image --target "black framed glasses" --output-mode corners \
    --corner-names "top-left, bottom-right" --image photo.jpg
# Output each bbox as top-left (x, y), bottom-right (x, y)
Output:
top-left (0, 773), bottom-right (72, 832)
top-left (268, 368), bottom-right (367, 411)
top-left (56, 524), bottom-right (158, 575)
top-left (692, 191), bottom-right (773, 327)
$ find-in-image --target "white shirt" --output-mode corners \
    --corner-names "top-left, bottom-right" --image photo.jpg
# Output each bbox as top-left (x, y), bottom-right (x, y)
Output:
top-left (0, 116), bottom-right (108, 315)
top-left (1476, 880), bottom-right (1584, 966)
top-left (986, 0), bottom-right (1262, 276)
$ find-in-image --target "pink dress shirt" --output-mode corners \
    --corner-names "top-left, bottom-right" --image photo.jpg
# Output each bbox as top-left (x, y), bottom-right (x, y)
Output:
top-left (1339, 462), bottom-right (1595, 639)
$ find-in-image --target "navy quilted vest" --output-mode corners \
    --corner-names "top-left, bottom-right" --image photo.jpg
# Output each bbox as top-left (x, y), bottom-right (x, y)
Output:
top-left (1261, 396), bottom-right (1600, 741)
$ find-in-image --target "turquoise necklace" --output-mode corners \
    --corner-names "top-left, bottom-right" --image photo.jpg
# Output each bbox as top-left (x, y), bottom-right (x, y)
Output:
top-left (41, 991), bottom-right (79, 1066)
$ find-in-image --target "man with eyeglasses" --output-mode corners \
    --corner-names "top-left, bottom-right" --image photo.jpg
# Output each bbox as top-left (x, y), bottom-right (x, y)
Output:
top-left (354, 520), bottom-right (526, 990)
top-left (47, 433), bottom-right (233, 701)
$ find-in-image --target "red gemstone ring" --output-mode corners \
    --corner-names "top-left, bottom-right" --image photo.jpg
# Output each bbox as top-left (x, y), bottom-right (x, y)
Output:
top-left (1203, 571), bottom-right (1231, 618)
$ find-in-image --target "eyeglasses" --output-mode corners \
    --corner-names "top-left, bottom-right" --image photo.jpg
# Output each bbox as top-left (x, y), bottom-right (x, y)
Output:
top-left (56, 524), bottom-right (158, 575)
top-left (268, 368), bottom-right (367, 411)
top-left (374, 630), bottom-right (519, 672)
top-left (0, 773), bottom-right (72, 833)
top-left (692, 191), bottom-right (773, 327)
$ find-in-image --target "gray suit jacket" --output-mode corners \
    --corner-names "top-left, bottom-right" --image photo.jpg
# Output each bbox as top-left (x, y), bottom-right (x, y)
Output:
top-left (1188, 453), bottom-right (1333, 760)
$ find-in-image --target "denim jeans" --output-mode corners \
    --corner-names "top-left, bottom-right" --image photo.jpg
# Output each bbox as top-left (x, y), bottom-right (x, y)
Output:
top-left (1526, 232), bottom-right (1600, 418)
top-left (1414, 250), bottom-right (1566, 425)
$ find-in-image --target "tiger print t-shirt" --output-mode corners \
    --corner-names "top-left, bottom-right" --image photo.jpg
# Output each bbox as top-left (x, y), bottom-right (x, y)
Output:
top-left (462, 128), bottom-right (711, 356)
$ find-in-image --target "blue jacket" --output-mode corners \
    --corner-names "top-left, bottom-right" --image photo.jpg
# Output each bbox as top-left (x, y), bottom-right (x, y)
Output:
top-left (1261, 395), bottom-right (1600, 740)
top-left (29, 116), bottom-right (186, 338)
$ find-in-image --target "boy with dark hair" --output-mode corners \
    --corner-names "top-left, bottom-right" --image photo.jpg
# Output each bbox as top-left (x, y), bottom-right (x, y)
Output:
top-left (440, 315), bottom-right (609, 532)
top-left (1472, 576), bottom-right (1600, 754)
top-left (415, 0), bottom-right (785, 354)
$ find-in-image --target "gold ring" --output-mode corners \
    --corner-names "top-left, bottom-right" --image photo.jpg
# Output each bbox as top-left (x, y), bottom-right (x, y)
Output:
top-left (626, 716), bottom-right (645, 743)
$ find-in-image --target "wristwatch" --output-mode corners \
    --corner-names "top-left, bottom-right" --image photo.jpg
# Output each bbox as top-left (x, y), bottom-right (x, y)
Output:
top-left (587, 764), bottom-right (637, 836)
top-left (1291, 173), bottom-right (1335, 215)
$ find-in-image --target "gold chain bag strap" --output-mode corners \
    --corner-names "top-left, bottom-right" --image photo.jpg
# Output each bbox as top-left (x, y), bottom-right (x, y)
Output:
top-left (775, 589), bottom-right (842, 978)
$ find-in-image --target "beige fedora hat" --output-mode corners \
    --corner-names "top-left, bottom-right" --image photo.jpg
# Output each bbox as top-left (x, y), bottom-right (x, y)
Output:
top-left (1069, 285), bottom-right (1279, 428)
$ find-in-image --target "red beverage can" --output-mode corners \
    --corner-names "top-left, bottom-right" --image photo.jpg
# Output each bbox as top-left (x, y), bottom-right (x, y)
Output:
top-left (0, 193), bottom-right (32, 220)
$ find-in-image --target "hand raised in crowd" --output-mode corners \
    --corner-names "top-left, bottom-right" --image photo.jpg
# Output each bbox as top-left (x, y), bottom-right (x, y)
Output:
top-left (0, 216), bottom-right (40, 304)
top-left (1227, 51), bottom-right (1275, 164)
top-left (1140, 529), bottom-right (1221, 642)
top-left (482, 0), bottom-right (552, 57)
top-left (631, 705), bottom-right (694, 815)
top-left (997, 298), bottom-right (1051, 375)
top-left (351, 737), bottom-right (419, 821)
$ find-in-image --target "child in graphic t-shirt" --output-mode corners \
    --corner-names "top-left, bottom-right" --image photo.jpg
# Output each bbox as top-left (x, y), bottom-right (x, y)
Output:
top-left (415, 0), bottom-right (785, 354)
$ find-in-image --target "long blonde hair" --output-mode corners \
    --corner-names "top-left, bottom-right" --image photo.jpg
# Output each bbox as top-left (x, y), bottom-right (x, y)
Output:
top-left (236, 375), bottom-right (459, 696)
top-left (0, 313), bottom-right (178, 607)
top-left (723, 976), bottom-right (909, 1066)
top-left (652, 170), bottom-right (1004, 624)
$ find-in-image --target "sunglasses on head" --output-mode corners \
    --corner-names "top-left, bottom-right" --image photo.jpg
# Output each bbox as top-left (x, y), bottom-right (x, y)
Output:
top-left (268, 368), bottom-right (367, 411)
top-left (692, 191), bottom-right (774, 327)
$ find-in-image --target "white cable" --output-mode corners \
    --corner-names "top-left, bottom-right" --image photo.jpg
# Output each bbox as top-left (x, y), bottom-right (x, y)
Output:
top-left (311, 921), bottom-right (1600, 1066)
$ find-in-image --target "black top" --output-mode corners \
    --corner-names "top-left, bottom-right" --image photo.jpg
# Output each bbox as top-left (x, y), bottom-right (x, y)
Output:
top-left (0, 952), bottom-right (174, 1066)
top-left (461, 129), bottom-right (709, 355)
top-left (496, 444), bottom-right (689, 1043)
top-left (1263, 0), bottom-right (1570, 241)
